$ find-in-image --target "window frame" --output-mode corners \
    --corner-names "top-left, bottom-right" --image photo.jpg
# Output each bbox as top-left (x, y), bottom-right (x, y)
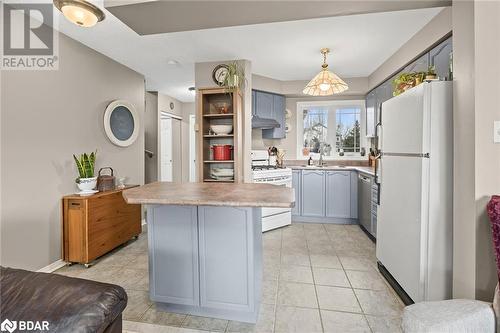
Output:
top-left (296, 100), bottom-right (367, 160)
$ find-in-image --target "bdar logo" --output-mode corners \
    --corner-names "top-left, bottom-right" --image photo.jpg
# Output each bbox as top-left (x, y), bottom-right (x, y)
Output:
top-left (0, 319), bottom-right (17, 333)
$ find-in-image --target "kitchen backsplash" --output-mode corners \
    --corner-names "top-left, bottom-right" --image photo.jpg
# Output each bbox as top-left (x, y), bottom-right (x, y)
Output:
top-left (284, 159), bottom-right (370, 167)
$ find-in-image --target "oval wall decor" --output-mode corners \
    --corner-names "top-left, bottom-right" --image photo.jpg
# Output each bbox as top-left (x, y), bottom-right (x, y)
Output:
top-left (104, 100), bottom-right (139, 147)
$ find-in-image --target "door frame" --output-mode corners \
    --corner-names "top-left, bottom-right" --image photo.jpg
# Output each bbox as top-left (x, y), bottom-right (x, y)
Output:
top-left (158, 111), bottom-right (182, 181)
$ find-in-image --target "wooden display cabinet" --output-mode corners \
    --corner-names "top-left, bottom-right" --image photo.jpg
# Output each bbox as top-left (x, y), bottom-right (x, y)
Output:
top-left (62, 186), bottom-right (141, 266)
top-left (197, 88), bottom-right (243, 183)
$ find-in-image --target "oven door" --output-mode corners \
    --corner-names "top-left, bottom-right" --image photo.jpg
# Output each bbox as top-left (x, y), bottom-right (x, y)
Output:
top-left (254, 176), bottom-right (292, 217)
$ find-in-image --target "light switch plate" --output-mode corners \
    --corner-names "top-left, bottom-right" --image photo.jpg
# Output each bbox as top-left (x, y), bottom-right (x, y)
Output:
top-left (495, 121), bottom-right (500, 143)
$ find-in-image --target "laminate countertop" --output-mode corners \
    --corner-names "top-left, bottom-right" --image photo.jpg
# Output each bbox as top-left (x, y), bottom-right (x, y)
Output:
top-left (122, 182), bottom-right (295, 208)
top-left (288, 165), bottom-right (376, 176)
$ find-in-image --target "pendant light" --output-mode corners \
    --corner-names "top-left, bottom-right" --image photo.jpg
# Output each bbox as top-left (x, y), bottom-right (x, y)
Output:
top-left (303, 48), bottom-right (348, 96)
top-left (53, 0), bottom-right (105, 28)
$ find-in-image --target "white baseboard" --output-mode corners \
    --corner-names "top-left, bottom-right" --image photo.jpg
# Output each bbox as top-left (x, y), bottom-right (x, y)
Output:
top-left (37, 259), bottom-right (66, 273)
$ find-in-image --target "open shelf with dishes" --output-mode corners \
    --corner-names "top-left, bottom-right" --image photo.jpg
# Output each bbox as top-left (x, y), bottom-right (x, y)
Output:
top-left (197, 88), bottom-right (242, 183)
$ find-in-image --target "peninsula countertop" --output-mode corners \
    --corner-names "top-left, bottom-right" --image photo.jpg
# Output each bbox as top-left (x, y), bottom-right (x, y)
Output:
top-left (288, 165), bottom-right (376, 176)
top-left (123, 182), bottom-right (295, 207)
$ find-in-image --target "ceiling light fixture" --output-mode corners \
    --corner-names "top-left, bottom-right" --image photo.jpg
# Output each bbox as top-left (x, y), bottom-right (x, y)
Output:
top-left (53, 0), bottom-right (105, 28)
top-left (303, 48), bottom-right (348, 96)
top-left (188, 87), bottom-right (196, 94)
top-left (167, 60), bottom-right (179, 65)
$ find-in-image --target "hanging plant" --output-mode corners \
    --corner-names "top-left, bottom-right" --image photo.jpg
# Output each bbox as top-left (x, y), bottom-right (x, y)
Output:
top-left (222, 62), bottom-right (246, 90)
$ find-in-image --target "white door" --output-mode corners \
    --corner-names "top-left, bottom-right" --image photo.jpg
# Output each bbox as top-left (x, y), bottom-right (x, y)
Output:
top-left (189, 115), bottom-right (196, 182)
top-left (381, 84), bottom-right (428, 154)
top-left (376, 155), bottom-right (428, 302)
top-left (160, 117), bottom-right (173, 181)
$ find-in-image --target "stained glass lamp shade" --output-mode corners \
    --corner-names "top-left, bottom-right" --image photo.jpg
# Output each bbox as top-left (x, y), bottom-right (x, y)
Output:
top-left (303, 48), bottom-right (349, 96)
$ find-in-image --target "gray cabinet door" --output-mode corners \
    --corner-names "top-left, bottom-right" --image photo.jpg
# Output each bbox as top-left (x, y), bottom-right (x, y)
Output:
top-left (301, 170), bottom-right (325, 217)
top-left (262, 94), bottom-right (286, 139)
top-left (350, 171), bottom-right (358, 219)
top-left (148, 205), bottom-right (200, 306)
top-left (291, 170), bottom-right (301, 216)
top-left (430, 37), bottom-right (452, 81)
top-left (402, 53), bottom-right (429, 74)
top-left (255, 91), bottom-right (273, 119)
top-left (366, 90), bottom-right (376, 137)
top-left (198, 206), bottom-right (258, 312)
top-left (325, 171), bottom-right (351, 218)
top-left (252, 90), bottom-right (256, 116)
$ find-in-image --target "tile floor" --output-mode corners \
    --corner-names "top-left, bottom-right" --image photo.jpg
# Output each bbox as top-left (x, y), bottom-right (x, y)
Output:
top-left (55, 223), bottom-right (404, 333)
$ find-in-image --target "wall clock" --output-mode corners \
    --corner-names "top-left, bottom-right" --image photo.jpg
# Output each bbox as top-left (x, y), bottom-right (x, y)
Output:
top-left (212, 64), bottom-right (229, 86)
top-left (104, 100), bottom-right (139, 147)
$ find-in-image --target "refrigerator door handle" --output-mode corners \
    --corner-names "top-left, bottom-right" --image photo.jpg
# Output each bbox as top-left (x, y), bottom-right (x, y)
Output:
top-left (382, 152), bottom-right (430, 158)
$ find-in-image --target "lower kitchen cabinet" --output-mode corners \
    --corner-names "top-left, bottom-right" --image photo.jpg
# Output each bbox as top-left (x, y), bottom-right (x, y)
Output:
top-left (301, 170), bottom-right (325, 217)
top-left (291, 170), bottom-right (301, 216)
top-left (293, 169), bottom-right (359, 223)
top-left (326, 171), bottom-right (351, 218)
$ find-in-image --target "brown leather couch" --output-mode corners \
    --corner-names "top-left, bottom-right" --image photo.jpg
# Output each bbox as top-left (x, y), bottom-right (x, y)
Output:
top-left (0, 266), bottom-right (127, 333)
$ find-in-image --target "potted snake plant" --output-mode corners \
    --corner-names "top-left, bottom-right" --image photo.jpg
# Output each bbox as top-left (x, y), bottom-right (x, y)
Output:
top-left (73, 150), bottom-right (97, 192)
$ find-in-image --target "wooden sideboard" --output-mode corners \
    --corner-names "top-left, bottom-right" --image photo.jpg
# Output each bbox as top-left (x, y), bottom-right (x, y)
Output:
top-left (62, 186), bottom-right (141, 265)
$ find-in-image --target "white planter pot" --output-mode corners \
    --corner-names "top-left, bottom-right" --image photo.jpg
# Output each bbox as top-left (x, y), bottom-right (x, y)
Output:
top-left (77, 177), bottom-right (97, 191)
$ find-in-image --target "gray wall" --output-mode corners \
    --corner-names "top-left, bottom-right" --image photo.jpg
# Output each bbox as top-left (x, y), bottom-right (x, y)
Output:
top-left (368, 7), bottom-right (452, 90)
top-left (1, 30), bottom-right (145, 271)
top-left (452, 0), bottom-right (500, 301)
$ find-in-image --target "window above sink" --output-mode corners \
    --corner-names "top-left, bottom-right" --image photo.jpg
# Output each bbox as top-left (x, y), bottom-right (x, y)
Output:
top-left (296, 100), bottom-right (367, 160)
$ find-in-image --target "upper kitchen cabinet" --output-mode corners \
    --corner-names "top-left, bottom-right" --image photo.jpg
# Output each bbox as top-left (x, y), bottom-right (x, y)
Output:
top-left (401, 53), bottom-right (429, 74)
top-left (263, 94), bottom-right (285, 139)
top-left (252, 90), bottom-right (286, 139)
top-left (429, 37), bottom-right (453, 81)
top-left (254, 90), bottom-right (274, 119)
top-left (366, 90), bottom-right (376, 138)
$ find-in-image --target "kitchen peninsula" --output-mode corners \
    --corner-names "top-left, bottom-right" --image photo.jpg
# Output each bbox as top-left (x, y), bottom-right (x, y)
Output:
top-left (123, 182), bottom-right (294, 323)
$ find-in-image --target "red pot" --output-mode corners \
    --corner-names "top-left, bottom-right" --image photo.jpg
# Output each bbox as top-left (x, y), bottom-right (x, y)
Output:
top-left (211, 145), bottom-right (233, 161)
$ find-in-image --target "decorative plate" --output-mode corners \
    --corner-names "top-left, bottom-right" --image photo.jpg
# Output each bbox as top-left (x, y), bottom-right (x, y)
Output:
top-left (103, 100), bottom-right (139, 147)
top-left (212, 64), bottom-right (229, 86)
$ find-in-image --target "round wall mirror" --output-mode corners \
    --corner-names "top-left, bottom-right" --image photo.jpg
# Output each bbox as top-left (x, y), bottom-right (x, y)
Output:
top-left (104, 100), bottom-right (139, 147)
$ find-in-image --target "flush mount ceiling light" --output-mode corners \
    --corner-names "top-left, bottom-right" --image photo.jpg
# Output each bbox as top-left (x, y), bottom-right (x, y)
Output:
top-left (303, 48), bottom-right (348, 96)
top-left (53, 0), bottom-right (105, 28)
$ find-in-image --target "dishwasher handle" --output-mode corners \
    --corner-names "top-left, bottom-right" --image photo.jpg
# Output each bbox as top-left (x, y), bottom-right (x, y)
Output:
top-left (358, 174), bottom-right (371, 183)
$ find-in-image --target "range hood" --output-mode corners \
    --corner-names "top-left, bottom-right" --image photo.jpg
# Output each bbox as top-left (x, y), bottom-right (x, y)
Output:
top-left (252, 115), bottom-right (281, 129)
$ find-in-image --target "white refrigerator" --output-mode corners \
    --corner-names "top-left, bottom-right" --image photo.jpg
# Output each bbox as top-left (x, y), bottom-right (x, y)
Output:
top-left (376, 81), bottom-right (453, 303)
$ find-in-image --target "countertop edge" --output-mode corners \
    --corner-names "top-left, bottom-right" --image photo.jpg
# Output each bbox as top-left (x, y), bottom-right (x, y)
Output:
top-left (288, 165), bottom-right (375, 176)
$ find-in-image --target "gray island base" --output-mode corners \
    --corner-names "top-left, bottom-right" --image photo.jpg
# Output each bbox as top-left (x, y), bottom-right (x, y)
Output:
top-left (123, 182), bottom-right (294, 323)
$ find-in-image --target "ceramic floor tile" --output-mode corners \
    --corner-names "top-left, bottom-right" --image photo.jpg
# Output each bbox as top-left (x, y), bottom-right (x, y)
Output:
top-left (263, 262), bottom-right (280, 281)
top-left (366, 315), bottom-right (403, 333)
top-left (262, 279), bottom-right (278, 305)
top-left (226, 303), bottom-right (275, 333)
top-left (115, 268), bottom-right (148, 290)
top-left (278, 281), bottom-right (318, 308)
top-left (280, 253), bottom-right (310, 266)
top-left (312, 267), bottom-right (350, 287)
top-left (309, 254), bottom-right (342, 269)
top-left (354, 289), bottom-right (404, 317)
top-left (338, 256), bottom-right (377, 271)
top-left (141, 305), bottom-right (187, 327)
top-left (123, 320), bottom-right (204, 333)
top-left (316, 285), bottom-right (362, 313)
top-left (123, 290), bottom-right (153, 321)
top-left (129, 253), bottom-right (149, 270)
top-left (274, 306), bottom-right (322, 333)
top-left (345, 269), bottom-right (388, 290)
top-left (280, 265), bottom-right (314, 284)
top-left (181, 315), bottom-right (228, 332)
top-left (321, 310), bottom-right (371, 333)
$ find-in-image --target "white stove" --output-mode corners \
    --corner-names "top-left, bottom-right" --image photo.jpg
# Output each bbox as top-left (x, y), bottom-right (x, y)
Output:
top-left (251, 150), bottom-right (292, 232)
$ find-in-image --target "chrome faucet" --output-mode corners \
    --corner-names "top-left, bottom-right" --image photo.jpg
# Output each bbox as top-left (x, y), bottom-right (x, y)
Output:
top-left (318, 147), bottom-right (325, 166)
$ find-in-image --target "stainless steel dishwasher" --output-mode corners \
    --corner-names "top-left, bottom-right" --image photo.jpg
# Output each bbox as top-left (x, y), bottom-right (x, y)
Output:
top-left (358, 173), bottom-right (373, 235)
